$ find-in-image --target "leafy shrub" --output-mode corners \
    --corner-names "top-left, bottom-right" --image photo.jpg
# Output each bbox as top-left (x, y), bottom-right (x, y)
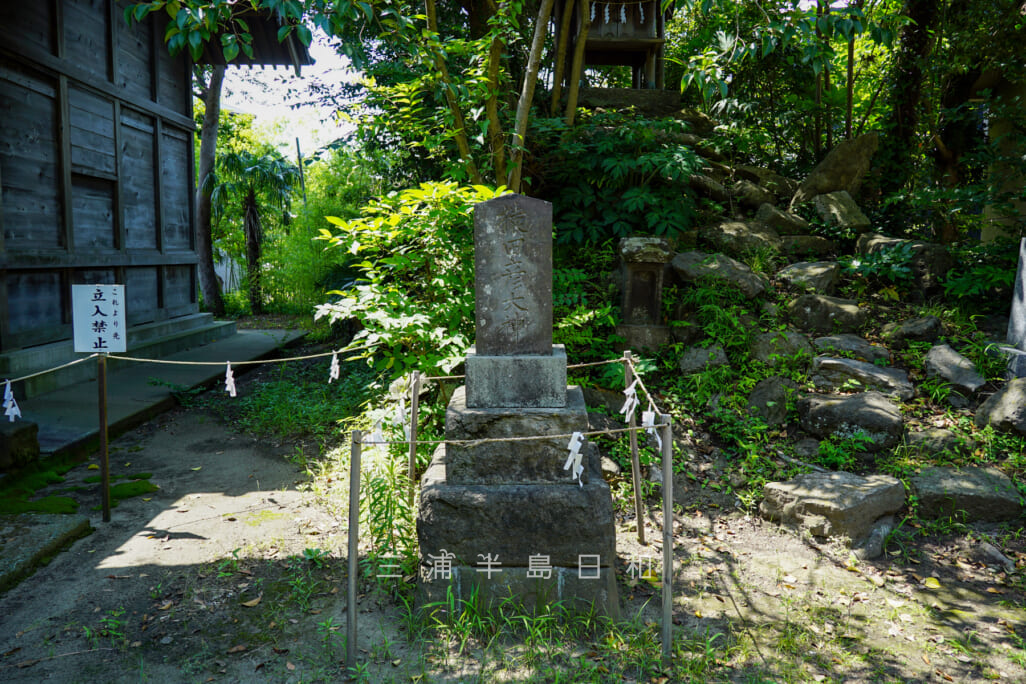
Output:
top-left (841, 242), bottom-right (916, 286)
top-left (532, 112), bottom-right (702, 244)
top-left (315, 182), bottom-right (504, 378)
top-left (942, 237), bottom-right (1020, 306)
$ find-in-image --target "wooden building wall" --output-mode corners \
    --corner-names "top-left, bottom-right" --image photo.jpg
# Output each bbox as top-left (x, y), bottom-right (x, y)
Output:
top-left (0, 0), bottom-right (197, 351)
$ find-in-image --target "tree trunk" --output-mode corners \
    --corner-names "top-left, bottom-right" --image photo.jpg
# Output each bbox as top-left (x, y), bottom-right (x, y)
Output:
top-left (244, 189), bottom-right (264, 315)
top-left (875, 0), bottom-right (939, 196)
top-left (195, 65), bottom-right (226, 316)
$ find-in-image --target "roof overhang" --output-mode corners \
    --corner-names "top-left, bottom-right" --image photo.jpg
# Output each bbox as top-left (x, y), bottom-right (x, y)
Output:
top-left (196, 8), bottom-right (313, 76)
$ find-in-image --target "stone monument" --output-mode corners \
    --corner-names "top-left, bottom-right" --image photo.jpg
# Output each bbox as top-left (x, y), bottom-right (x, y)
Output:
top-left (1007, 237), bottom-right (1026, 378)
top-left (416, 194), bottom-right (619, 616)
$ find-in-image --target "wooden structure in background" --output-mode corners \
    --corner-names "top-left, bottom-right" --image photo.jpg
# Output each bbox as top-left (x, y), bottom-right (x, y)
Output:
top-left (0, 1), bottom-right (309, 359)
top-left (556, 0), bottom-right (668, 90)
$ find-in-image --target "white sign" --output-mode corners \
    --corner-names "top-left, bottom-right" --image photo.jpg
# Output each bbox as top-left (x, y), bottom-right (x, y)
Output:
top-left (73, 284), bottom-right (127, 353)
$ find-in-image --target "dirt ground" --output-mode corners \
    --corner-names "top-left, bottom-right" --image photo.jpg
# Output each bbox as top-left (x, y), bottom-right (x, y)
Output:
top-left (1, 400), bottom-right (1025, 683)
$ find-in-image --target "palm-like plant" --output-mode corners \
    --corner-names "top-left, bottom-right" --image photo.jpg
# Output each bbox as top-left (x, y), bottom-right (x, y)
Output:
top-left (209, 150), bottom-right (300, 314)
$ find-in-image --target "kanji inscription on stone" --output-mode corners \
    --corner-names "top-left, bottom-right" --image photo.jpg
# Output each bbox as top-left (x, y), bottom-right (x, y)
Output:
top-left (473, 194), bottom-right (552, 356)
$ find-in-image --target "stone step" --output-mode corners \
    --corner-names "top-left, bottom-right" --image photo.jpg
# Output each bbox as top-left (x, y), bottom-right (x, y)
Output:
top-left (2, 314), bottom-right (237, 398)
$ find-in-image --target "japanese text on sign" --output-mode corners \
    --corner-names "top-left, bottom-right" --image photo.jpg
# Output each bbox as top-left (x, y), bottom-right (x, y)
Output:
top-left (72, 284), bottom-right (126, 353)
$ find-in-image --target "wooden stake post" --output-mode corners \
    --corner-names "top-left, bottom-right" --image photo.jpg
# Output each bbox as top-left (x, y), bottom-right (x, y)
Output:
top-left (660, 412), bottom-right (673, 665)
top-left (347, 430), bottom-right (361, 671)
top-left (98, 353), bottom-right (110, 522)
top-left (624, 351), bottom-right (646, 545)
top-left (407, 371), bottom-right (421, 509)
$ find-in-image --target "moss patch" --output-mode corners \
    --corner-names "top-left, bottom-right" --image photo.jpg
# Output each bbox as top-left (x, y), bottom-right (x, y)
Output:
top-left (0, 496), bottom-right (79, 515)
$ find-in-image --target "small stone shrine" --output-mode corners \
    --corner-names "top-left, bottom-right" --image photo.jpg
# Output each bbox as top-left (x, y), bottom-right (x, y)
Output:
top-left (1007, 237), bottom-right (1026, 378)
top-left (417, 195), bottom-right (619, 616)
top-left (615, 237), bottom-right (672, 351)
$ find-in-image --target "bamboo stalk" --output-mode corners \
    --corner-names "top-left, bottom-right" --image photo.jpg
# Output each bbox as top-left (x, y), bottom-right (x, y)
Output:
top-left (507, 0), bottom-right (557, 191)
top-left (550, 0), bottom-right (576, 115)
top-left (424, 0), bottom-right (484, 185)
top-left (564, 0), bottom-right (591, 126)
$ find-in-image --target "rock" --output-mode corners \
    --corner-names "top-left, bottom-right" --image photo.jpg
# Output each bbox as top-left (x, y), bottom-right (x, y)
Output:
top-left (810, 357), bottom-right (914, 400)
top-left (671, 251), bottom-right (768, 299)
top-left (0, 420), bottom-right (39, 472)
top-left (780, 235), bottom-right (837, 257)
top-left (737, 167), bottom-right (798, 200)
top-left (586, 405), bottom-right (626, 430)
top-left (756, 203), bottom-right (812, 234)
top-left (689, 174), bottom-right (730, 203)
top-left (798, 392), bottom-right (904, 451)
top-left (794, 438), bottom-right (821, 460)
top-left (978, 541), bottom-right (1017, 573)
top-left (882, 315), bottom-right (942, 346)
top-left (790, 132), bottom-right (879, 208)
top-left (905, 428), bottom-right (975, 458)
top-left (619, 237), bottom-right (672, 263)
top-left (751, 331), bottom-right (814, 366)
top-left (733, 179), bottom-right (776, 209)
top-left (761, 470), bottom-right (904, 543)
top-left (788, 294), bottom-right (866, 335)
top-left (924, 344), bottom-right (985, 397)
top-left (812, 191), bottom-right (872, 233)
top-left (678, 345), bottom-right (729, 374)
top-left (856, 233), bottom-right (955, 294)
top-left (748, 376), bottom-right (791, 426)
top-left (975, 377), bottom-right (1026, 435)
top-left (674, 108), bottom-right (716, 136)
top-left (777, 261), bottom-right (840, 294)
top-left (814, 334), bottom-right (891, 365)
top-left (853, 517), bottom-right (894, 560)
top-left (699, 221), bottom-right (781, 256)
top-left (601, 455), bottom-right (621, 477)
top-left (911, 466), bottom-right (1022, 522)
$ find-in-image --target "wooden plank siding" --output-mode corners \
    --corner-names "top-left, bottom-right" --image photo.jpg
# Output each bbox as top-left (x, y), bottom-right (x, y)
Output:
top-left (0, 1), bottom-right (198, 352)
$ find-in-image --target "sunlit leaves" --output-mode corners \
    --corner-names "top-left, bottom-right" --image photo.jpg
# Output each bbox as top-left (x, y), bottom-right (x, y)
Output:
top-left (316, 183), bottom-right (507, 378)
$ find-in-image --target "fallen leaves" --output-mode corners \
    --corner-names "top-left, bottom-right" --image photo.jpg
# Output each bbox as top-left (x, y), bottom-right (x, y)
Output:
top-left (240, 594), bottom-right (262, 608)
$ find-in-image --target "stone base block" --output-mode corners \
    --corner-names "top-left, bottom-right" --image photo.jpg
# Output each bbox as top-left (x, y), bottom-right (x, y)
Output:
top-left (445, 385), bottom-right (590, 484)
top-left (465, 345), bottom-right (567, 408)
top-left (416, 564), bottom-right (619, 619)
top-left (0, 420), bottom-right (39, 472)
top-left (615, 324), bottom-right (670, 352)
top-left (418, 456), bottom-right (617, 570)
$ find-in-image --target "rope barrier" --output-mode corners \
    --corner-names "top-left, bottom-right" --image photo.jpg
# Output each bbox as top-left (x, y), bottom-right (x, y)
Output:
top-left (8, 353), bottom-right (99, 384)
top-left (624, 355), bottom-right (659, 411)
top-left (358, 422), bottom-right (668, 447)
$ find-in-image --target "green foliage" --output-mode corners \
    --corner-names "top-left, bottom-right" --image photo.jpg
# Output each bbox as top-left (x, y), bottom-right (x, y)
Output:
top-left (262, 147), bottom-right (385, 314)
top-left (841, 242), bottom-right (916, 299)
top-left (815, 431), bottom-right (875, 472)
top-left (533, 113), bottom-right (701, 244)
top-left (316, 182), bottom-right (505, 378)
top-left (943, 238), bottom-right (1020, 306)
top-left (200, 356), bottom-right (377, 443)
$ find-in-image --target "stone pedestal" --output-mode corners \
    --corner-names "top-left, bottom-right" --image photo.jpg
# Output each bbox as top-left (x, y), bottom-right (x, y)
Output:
top-left (418, 441), bottom-right (619, 617)
top-left (417, 376), bottom-right (619, 617)
top-left (465, 346), bottom-right (567, 408)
